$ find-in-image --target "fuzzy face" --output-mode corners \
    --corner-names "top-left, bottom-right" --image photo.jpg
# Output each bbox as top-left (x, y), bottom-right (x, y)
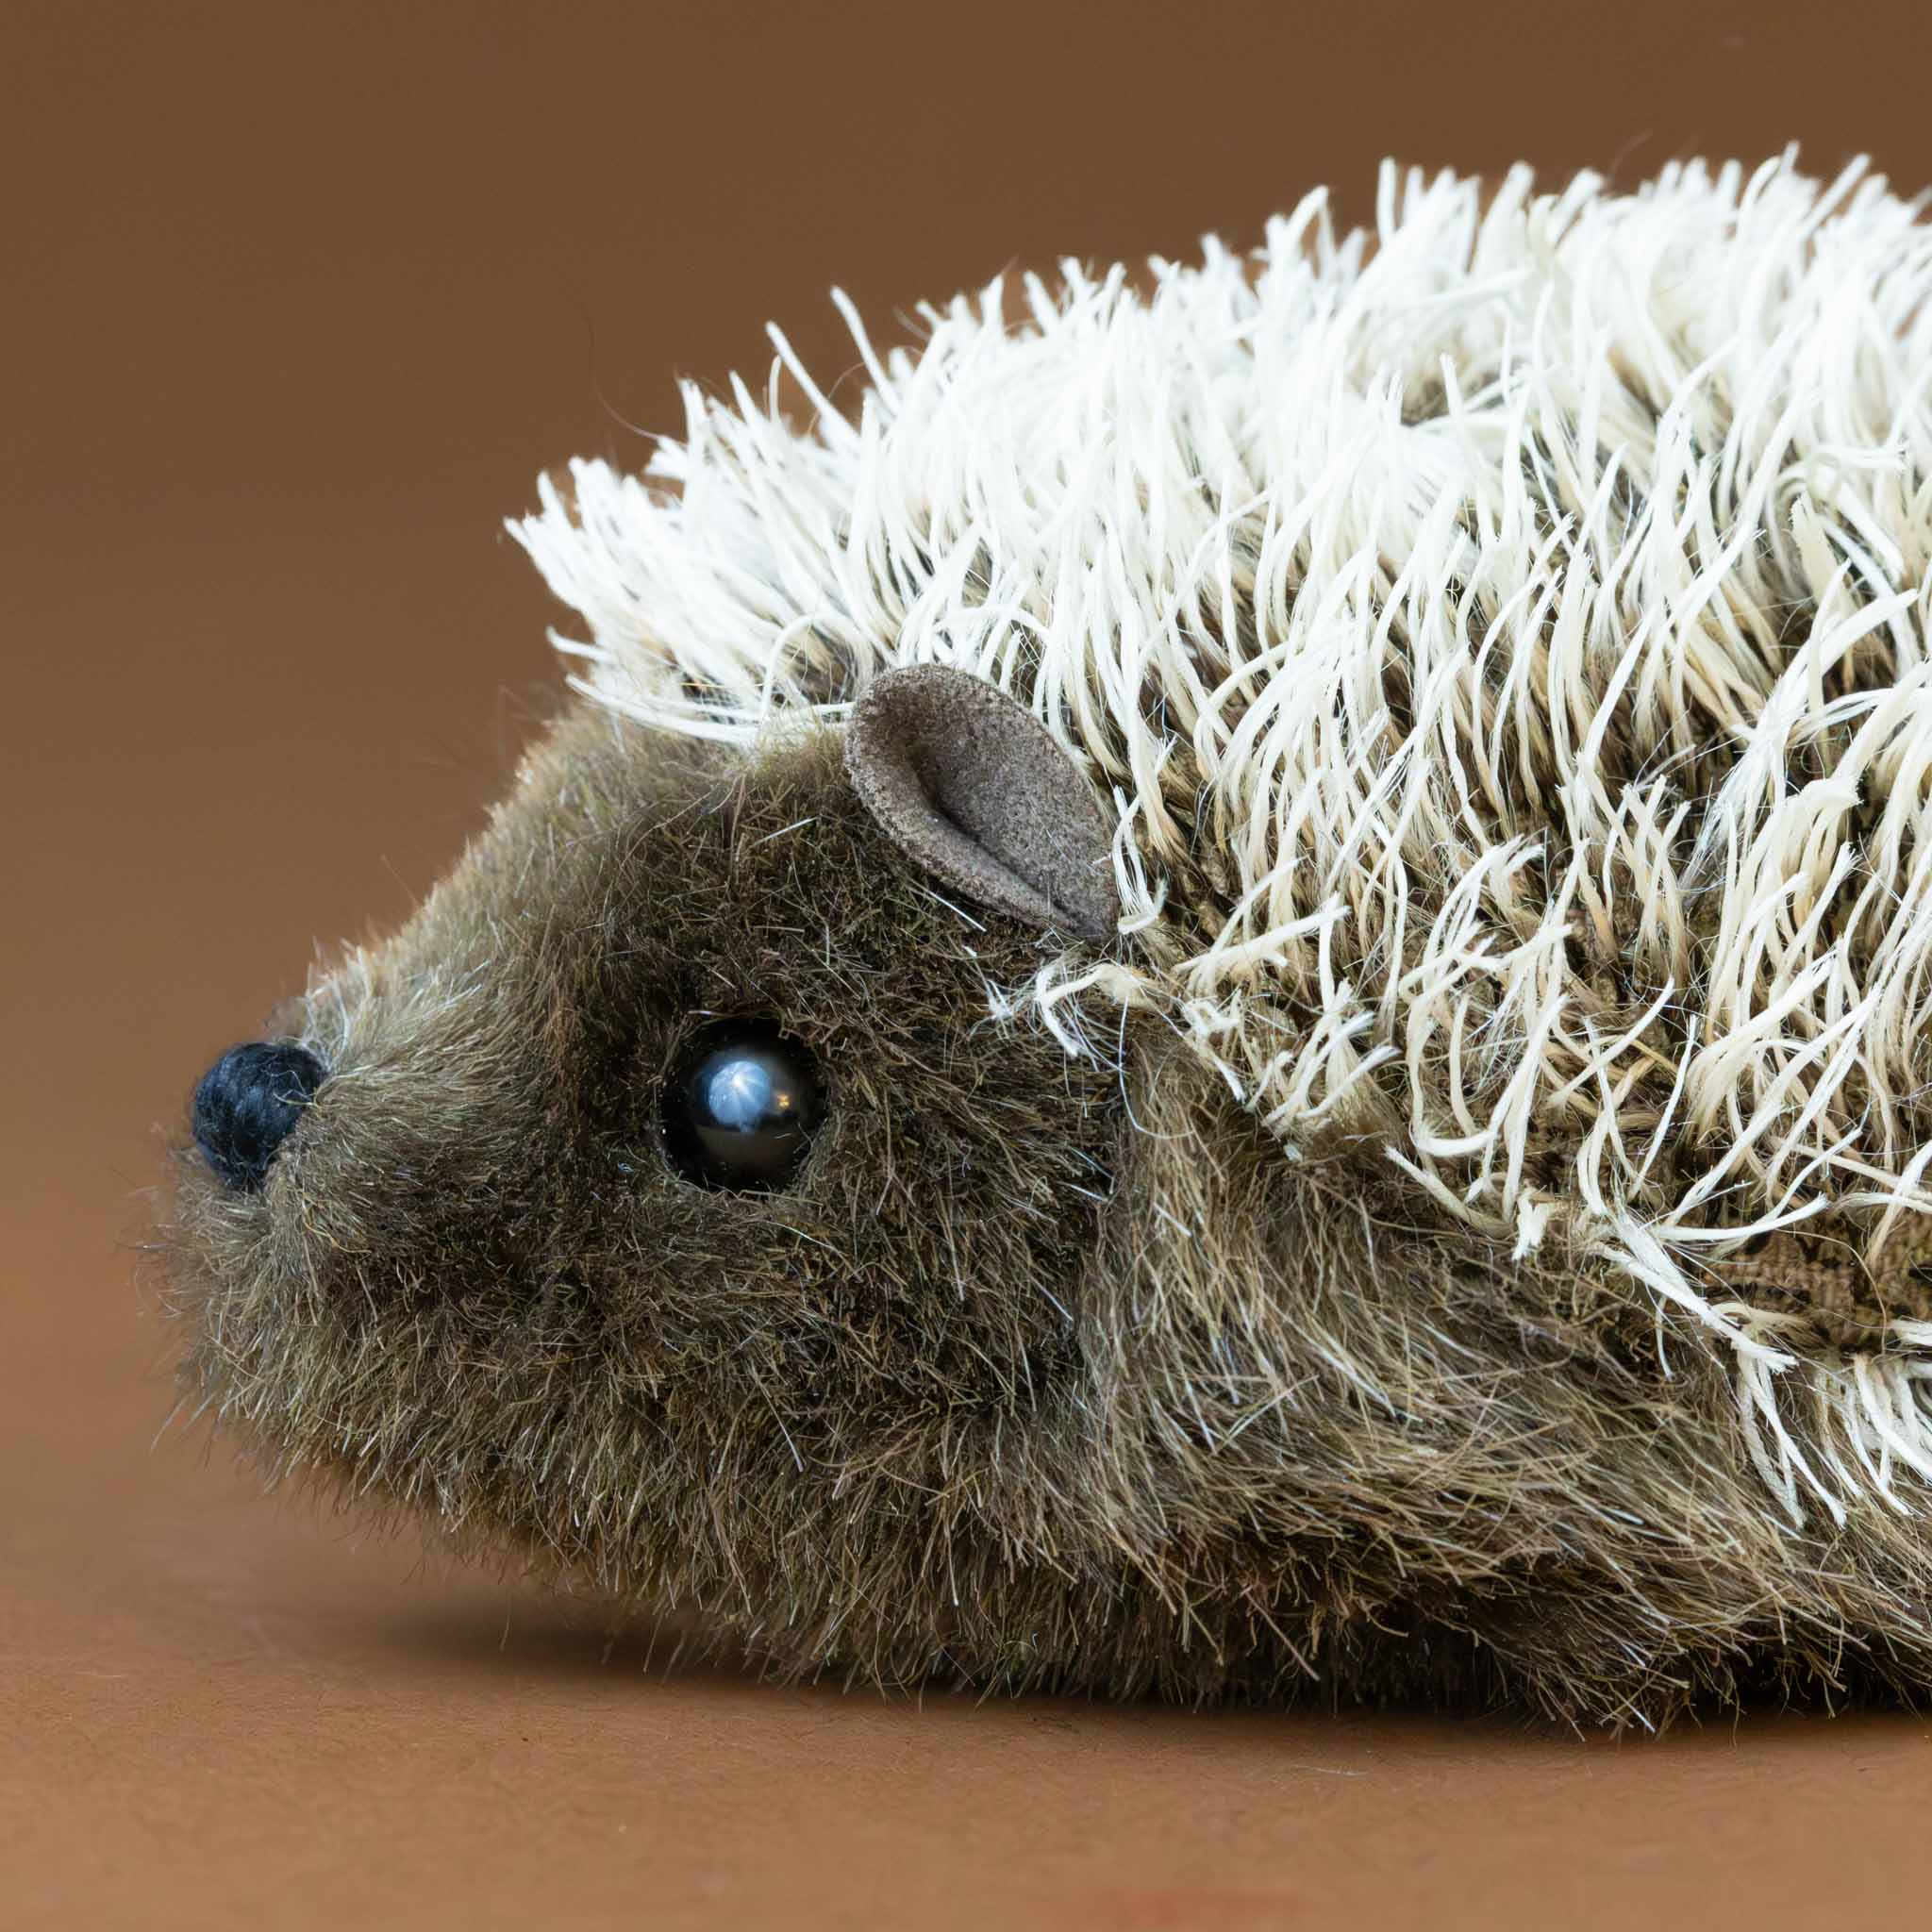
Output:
top-left (167, 707), bottom-right (1130, 1671)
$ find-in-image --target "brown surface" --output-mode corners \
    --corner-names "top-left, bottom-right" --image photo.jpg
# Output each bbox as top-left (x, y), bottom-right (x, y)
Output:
top-left (8, 4), bottom-right (1932, 1925)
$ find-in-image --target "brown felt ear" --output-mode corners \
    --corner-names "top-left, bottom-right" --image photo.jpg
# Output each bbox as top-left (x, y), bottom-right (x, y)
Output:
top-left (844, 665), bottom-right (1120, 941)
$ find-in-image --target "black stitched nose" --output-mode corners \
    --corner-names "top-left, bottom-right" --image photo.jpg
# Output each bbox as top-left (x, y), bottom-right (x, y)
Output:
top-left (192, 1041), bottom-right (327, 1191)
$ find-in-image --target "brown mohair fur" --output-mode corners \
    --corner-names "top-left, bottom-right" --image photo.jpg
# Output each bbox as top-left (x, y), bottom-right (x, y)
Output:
top-left (163, 700), bottom-right (1932, 1729)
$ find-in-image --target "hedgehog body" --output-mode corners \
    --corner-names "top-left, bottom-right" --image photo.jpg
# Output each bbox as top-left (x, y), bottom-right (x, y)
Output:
top-left (169, 157), bottom-right (1932, 1724)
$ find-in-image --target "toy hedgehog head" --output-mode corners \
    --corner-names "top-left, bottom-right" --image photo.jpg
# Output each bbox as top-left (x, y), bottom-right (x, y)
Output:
top-left (166, 156), bottom-right (1932, 1726)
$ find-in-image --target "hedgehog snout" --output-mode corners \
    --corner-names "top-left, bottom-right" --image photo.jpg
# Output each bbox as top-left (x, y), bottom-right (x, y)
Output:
top-left (192, 1041), bottom-right (329, 1191)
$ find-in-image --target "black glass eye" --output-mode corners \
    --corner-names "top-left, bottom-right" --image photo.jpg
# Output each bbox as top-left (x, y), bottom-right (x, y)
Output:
top-left (659, 1020), bottom-right (825, 1192)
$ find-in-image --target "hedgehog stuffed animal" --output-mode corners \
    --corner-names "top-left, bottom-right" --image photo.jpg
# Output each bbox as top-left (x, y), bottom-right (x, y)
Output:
top-left (166, 155), bottom-right (1932, 1728)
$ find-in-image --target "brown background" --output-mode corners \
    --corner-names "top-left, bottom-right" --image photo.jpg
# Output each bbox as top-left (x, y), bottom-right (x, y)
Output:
top-left (8, 3), bottom-right (1932, 1926)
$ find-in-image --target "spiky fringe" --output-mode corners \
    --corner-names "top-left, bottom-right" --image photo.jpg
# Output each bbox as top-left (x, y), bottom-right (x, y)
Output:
top-left (512, 154), bottom-right (1932, 1516)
